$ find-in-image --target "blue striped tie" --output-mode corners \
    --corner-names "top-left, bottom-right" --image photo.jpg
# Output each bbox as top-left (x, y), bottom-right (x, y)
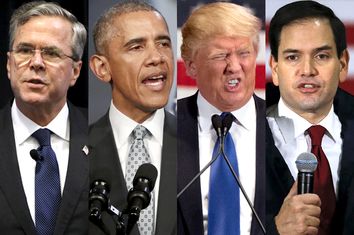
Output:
top-left (32, 128), bottom-right (61, 235)
top-left (208, 113), bottom-right (240, 234)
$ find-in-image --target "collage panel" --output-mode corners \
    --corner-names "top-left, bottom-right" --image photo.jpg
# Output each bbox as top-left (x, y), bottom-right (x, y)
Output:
top-left (176, 0), bottom-right (266, 234)
top-left (0, 0), bottom-right (353, 234)
top-left (266, 0), bottom-right (354, 234)
top-left (88, 0), bottom-right (177, 234)
top-left (0, 0), bottom-right (89, 234)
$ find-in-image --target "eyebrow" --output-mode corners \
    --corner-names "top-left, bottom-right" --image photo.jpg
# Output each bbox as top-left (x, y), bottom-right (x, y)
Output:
top-left (14, 42), bottom-right (62, 51)
top-left (282, 45), bottom-right (334, 54)
top-left (123, 34), bottom-right (171, 48)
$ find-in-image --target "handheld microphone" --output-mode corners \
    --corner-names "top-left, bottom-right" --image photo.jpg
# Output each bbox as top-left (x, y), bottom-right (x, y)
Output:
top-left (126, 163), bottom-right (158, 224)
top-left (30, 149), bottom-right (42, 161)
top-left (219, 113), bottom-right (266, 234)
top-left (295, 152), bottom-right (318, 194)
top-left (177, 114), bottom-right (223, 199)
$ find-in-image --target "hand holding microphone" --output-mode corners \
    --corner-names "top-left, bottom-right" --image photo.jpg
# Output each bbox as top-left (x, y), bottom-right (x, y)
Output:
top-left (275, 153), bottom-right (321, 235)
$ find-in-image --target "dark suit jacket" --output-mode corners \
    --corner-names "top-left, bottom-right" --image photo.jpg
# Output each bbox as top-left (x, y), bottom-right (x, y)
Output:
top-left (89, 110), bottom-right (177, 235)
top-left (0, 101), bottom-right (89, 235)
top-left (177, 92), bottom-right (266, 235)
top-left (266, 87), bottom-right (354, 235)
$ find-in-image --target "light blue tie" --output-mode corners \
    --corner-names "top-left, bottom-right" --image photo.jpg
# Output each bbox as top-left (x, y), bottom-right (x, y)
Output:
top-left (32, 128), bottom-right (61, 235)
top-left (208, 113), bottom-right (240, 234)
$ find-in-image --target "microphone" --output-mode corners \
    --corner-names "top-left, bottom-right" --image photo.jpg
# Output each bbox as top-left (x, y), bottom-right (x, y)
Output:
top-left (218, 113), bottom-right (266, 234)
top-left (89, 172), bottom-right (111, 235)
top-left (211, 114), bottom-right (222, 138)
top-left (295, 152), bottom-right (318, 194)
top-left (221, 112), bottom-right (234, 136)
top-left (89, 180), bottom-right (110, 221)
top-left (126, 163), bottom-right (158, 225)
top-left (30, 149), bottom-right (42, 161)
top-left (177, 114), bottom-right (223, 199)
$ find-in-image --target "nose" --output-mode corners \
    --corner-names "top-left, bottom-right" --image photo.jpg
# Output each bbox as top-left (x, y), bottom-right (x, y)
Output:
top-left (146, 46), bottom-right (165, 66)
top-left (29, 50), bottom-right (45, 71)
top-left (225, 53), bottom-right (241, 74)
top-left (300, 56), bottom-right (317, 77)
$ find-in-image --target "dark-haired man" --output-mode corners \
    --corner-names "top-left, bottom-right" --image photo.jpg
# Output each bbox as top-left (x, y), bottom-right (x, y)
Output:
top-left (266, 1), bottom-right (354, 234)
top-left (89, 1), bottom-right (176, 235)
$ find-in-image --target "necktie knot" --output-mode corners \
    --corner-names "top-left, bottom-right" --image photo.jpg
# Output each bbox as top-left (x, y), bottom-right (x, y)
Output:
top-left (220, 112), bottom-right (234, 120)
top-left (32, 128), bottom-right (51, 146)
top-left (132, 125), bottom-right (149, 140)
top-left (307, 125), bottom-right (326, 146)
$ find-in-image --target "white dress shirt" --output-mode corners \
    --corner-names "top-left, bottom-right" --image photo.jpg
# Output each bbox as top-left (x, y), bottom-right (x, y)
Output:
top-left (267, 97), bottom-right (341, 195)
top-left (197, 93), bottom-right (257, 235)
top-left (109, 101), bottom-right (164, 225)
top-left (12, 100), bottom-right (70, 223)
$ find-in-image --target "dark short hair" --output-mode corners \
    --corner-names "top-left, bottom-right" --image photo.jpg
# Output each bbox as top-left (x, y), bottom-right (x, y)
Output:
top-left (269, 0), bottom-right (346, 61)
top-left (93, 0), bottom-right (167, 55)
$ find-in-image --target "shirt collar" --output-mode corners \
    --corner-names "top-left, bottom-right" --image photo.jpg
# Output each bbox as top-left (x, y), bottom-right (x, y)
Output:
top-left (12, 100), bottom-right (70, 145)
top-left (109, 101), bottom-right (164, 148)
top-left (278, 97), bottom-right (336, 141)
top-left (197, 92), bottom-right (256, 133)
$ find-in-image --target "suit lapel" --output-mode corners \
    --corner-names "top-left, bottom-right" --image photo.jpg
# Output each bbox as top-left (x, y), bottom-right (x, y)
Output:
top-left (250, 95), bottom-right (266, 235)
top-left (155, 111), bottom-right (177, 235)
top-left (89, 113), bottom-right (139, 235)
top-left (0, 103), bottom-right (36, 235)
top-left (177, 93), bottom-right (204, 234)
top-left (54, 104), bottom-right (88, 235)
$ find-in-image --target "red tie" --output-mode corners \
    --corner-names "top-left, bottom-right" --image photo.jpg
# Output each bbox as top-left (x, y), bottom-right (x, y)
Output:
top-left (307, 125), bottom-right (336, 235)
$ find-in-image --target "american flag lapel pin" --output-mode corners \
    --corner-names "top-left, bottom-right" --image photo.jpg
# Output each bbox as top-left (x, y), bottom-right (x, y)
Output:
top-left (82, 145), bottom-right (89, 156)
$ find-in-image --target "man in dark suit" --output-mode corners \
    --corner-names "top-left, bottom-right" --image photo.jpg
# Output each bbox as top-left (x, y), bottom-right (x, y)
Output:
top-left (266, 1), bottom-right (354, 234)
top-left (0, 1), bottom-right (88, 234)
top-left (88, 1), bottom-right (176, 235)
top-left (177, 2), bottom-right (265, 235)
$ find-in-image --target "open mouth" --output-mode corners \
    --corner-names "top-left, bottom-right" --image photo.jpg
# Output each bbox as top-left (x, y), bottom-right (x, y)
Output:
top-left (298, 82), bottom-right (320, 93)
top-left (228, 79), bottom-right (240, 87)
top-left (142, 73), bottom-right (167, 86)
top-left (28, 79), bottom-right (45, 85)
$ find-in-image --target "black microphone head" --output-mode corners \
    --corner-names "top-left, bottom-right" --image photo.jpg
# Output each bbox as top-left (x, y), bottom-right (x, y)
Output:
top-left (222, 113), bottom-right (234, 135)
top-left (133, 163), bottom-right (158, 191)
top-left (296, 152), bottom-right (318, 173)
top-left (89, 169), bottom-right (111, 214)
top-left (211, 114), bottom-right (222, 137)
top-left (30, 149), bottom-right (42, 161)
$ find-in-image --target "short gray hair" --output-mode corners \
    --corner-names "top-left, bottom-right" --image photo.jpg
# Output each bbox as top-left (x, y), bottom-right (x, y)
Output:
top-left (93, 0), bottom-right (166, 55)
top-left (9, 1), bottom-right (87, 61)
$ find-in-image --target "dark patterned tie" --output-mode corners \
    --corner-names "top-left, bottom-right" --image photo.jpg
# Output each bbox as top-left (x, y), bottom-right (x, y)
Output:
top-left (307, 125), bottom-right (336, 235)
top-left (32, 128), bottom-right (61, 235)
top-left (126, 125), bottom-right (154, 235)
top-left (208, 112), bottom-right (240, 234)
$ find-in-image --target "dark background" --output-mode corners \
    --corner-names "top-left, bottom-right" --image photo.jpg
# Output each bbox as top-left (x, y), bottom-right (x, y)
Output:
top-left (0, 0), bottom-right (88, 108)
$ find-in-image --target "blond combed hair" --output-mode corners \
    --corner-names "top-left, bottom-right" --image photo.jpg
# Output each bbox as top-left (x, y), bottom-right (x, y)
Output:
top-left (181, 2), bottom-right (261, 61)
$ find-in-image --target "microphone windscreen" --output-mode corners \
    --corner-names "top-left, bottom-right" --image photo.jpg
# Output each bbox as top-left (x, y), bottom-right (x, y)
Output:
top-left (133, 163), bottom-right (158, 191)
top-left (295, 152), bottom-right (318, 173)
top-left (211, 115), bottom-right (222, 132)
top-left (30, 149), bottom-right (42, 161)
top-left (222, 113), bottom-right (234, 133)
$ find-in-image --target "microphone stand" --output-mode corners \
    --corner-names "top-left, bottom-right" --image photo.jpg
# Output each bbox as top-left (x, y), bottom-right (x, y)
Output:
top-left (177, 115), bottom-right (223, 199)
top-left (177, 147), bottom-right (221, 199)
top-left (220, 133), bottom-right (266, 234)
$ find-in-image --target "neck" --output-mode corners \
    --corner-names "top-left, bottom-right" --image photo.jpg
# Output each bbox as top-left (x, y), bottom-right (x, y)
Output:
top-left (16, 100), bottom-right (65, 126)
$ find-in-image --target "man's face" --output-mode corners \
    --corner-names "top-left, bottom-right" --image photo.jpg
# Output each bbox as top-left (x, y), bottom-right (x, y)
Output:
top-left (186, 36), bottom-right (257, 112)
top-left (105, 11), bottom-right (173, 119)
top-left (270, 18), bottom-right (348, 121)
top-left (7, 16), bottom-right (81, 109)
